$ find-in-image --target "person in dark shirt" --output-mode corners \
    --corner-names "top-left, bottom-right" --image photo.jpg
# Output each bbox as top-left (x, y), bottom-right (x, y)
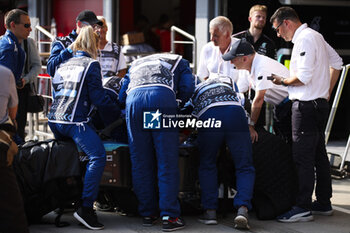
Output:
top-left (234, 5), bottom-right (277, 60)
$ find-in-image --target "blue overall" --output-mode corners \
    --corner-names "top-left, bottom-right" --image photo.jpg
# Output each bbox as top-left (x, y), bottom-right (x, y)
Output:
top-left (48, 122), bottom-right (105, 208)
top-left (48, 51), bottom-right (120, 208)
top-left (191, 78), bottom-right (255, 211)
top-left (198, 105), bottom-right (255, 210)
top-left (47, 30), bottom-right (77, 77)
top-left (119, 56), bottom-right (194, 217)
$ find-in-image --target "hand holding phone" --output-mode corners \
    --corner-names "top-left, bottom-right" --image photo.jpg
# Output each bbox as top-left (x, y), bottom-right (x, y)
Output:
top-left (268, 74), bottom-right (286, 85)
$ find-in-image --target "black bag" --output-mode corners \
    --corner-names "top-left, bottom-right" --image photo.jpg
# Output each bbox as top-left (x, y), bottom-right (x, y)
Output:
top-left (251, 128), bottom-right (297, 220)
top-left (23, 39), bottom-right (45, 113)
top-left (13, 140), bottom-right (82, 226)
top-left (27, 83), bottom-right (44, 113)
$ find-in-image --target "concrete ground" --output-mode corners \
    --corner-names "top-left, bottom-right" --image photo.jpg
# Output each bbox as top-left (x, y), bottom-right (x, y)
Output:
top-left (28, 182), bottom-right (350, 233)
top-left (28, 140), bottom-right (350, 233)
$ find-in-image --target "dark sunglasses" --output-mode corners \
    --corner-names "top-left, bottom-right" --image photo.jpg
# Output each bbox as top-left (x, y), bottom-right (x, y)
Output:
top-left (18, 23), bottom-right (31, 28)
top-left (273, 20), bottom-right (284, 33)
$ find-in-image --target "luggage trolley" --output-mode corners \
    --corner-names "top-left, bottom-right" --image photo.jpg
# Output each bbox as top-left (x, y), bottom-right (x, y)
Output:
top-left (325, 64), bottom-right (350, 178)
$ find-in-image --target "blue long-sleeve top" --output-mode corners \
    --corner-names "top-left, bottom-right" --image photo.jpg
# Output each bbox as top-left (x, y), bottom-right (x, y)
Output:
top-left (49, 51), bottom-right (120, 123)
top-left (119, 58), bottom-right (195, 107)
top-left (47, 30), bottom-right (77, 77)
top-left (0, 30), bottom-right (26, 83)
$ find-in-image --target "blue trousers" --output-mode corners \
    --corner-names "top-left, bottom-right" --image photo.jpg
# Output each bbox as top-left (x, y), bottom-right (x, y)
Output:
top-left (126, 87), bottom-right (181, 217)
top-left (197, 105), bottom-right (255, 210)
top-left (48, 122), bottom-right (106, 208)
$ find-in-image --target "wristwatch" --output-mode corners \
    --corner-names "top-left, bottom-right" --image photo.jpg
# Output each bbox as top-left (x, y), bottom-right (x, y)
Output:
top-left (281, 78), bottom-right (288, 87)
top-left (249, 120), bottom-right (255, 127)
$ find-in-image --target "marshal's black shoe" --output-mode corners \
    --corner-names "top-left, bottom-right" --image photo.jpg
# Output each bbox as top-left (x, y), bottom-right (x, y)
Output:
top-left (74, 207), bottom-right (104, 230)
top-left (143, 216), bottom-right (158, 226)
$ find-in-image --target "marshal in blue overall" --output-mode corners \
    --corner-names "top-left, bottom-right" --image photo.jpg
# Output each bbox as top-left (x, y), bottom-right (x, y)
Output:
top-left (119, 53), bottom-right (195, 231)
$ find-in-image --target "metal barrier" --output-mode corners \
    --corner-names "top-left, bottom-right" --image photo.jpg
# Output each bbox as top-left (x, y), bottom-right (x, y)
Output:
top-left (340, 135), bottom-right (350, 174)
top-left (170, 26), bottom-right (196, 72)
top-left (324, 64), bottom-right (350, 176)
top-left (325, 64), bottom-right (350, 144)
top-left (27, 26), bottom-right (55, 140)
top-left (35, 25), bottom-right (55, 58)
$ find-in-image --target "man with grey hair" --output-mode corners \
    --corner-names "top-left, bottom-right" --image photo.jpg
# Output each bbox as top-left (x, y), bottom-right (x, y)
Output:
top-left (197, 16), bottom-right (239, 82)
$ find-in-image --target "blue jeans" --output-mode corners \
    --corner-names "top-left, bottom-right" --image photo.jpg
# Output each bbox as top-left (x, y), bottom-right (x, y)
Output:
top-left (197, 105), bottom-right (255, 210)
top-left (126, 87), bottom-right (181, 217)
top-left (48, 122), bottom-right (106, 208)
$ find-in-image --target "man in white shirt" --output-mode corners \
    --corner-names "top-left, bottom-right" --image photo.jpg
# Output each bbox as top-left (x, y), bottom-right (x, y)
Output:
top-left (270, 7), bottom-right (343, 223)
top-left (197, 16), bottom-right (239, 82)
top-left (222, 38), bottom-right (291, 144)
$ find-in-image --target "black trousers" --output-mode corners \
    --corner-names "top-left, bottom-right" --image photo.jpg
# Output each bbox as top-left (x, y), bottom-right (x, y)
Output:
top-left (273, 100), bottom-right (292, 145)
top-left (0, 144), bottom-right (29, 233)
top-left (291, 99), bottom-right (332, 210)
top-left (16, 84), bottom-right (30, 142)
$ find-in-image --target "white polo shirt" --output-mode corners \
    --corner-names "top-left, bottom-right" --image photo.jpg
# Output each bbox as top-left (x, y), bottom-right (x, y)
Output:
top-left (98, 42), bottom-right (127, 77)
top-left (249, 53), bottom-right (289, 105)
top-left (197, 37), bottom-right (240, 82)
top-left (289, 24), bottom-right (343, 101)
top-left (237, 53), bottom-right (289, 105)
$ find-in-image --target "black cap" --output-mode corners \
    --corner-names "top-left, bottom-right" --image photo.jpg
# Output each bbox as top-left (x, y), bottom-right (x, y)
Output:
top-left (222, 38), bottom-right (255, 61)
top-left (76, 10), bottom-right (103, 26)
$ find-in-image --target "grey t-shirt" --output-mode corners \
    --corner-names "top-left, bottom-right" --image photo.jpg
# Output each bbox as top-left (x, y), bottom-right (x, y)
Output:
top-left (0, 65), bottom-right (18, 124)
